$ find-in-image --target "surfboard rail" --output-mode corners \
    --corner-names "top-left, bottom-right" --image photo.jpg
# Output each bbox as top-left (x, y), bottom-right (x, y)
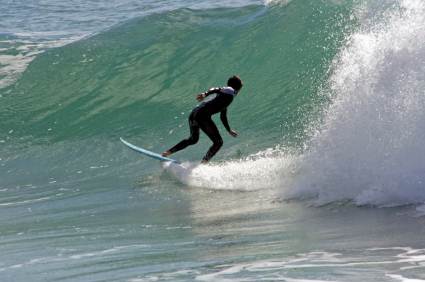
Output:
top-left (120, 137), bottom-right (180, 164)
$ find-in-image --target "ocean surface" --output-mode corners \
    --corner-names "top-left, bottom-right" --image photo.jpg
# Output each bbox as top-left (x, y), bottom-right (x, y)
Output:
top-left (1, 0), bottom-right (425, 281)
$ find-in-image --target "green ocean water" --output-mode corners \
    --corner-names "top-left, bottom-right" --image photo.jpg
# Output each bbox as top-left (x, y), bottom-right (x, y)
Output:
top-left (2, 1), bottom-right (425, 281)
top-left (0, 2), bottom-right (352, 146)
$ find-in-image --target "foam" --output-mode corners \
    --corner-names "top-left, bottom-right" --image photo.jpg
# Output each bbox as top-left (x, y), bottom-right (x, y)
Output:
top-left (194, 248), bottom-right (425, 281)
top-left (0, 36), bottom-right (83, 89)
top-left (386, 274), bottom-right (425, 282)
top-left (163, 148), bottom-right (297, 191)
top-left (263, 0), bottom-right (292, 7)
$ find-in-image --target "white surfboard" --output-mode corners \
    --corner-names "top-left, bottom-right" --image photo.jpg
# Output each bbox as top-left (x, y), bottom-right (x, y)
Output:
top-left (120, 137), bottom-right (180, 164)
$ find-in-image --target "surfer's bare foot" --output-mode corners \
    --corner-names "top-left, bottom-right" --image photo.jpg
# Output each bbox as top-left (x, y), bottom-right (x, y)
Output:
top-left (201, 160), bottom-right (208, 164)
top-left (162, 151), bottom-right (172, 157)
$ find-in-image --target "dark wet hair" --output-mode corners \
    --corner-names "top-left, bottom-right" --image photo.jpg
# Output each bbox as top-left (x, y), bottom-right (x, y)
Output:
top-left (227, 75), bottom-right (243, 92)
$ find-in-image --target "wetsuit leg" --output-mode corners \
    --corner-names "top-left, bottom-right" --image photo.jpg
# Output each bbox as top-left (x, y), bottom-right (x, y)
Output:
top-left (168, 114), bottom-right (200, 153)
top-left (199, 118), bottom-right (223, 162)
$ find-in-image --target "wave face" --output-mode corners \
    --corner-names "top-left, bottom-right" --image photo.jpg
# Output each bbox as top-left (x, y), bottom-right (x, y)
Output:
top-left (0, 1), bottom-right (350, 146)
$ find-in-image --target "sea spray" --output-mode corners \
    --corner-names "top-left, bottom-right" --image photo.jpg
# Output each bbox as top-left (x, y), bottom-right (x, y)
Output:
top-left (290, 0), bottom-right (425, 207)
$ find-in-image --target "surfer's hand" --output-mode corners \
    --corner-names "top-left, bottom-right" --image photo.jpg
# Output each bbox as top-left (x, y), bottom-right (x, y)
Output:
top-left (228, 129), bottom-right (238, 137)
top-left (196, 93), bottom-right (205, 101)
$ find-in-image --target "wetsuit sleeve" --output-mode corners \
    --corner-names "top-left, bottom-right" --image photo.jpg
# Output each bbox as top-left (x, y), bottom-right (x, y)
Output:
top-left (203, 87), bottom-right (221, 97)
top-left (220, 109), bottom-right (231, 132)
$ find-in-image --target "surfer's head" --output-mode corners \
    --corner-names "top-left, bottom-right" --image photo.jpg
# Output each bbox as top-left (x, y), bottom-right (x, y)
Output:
top-left (227, 75), bottom-right (243, 92)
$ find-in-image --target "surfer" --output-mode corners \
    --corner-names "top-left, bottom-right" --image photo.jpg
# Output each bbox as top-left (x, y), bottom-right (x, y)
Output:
top-left (162, 75), bottom-right (243, 163)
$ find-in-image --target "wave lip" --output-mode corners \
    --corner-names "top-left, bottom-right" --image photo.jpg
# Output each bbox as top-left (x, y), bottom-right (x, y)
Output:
top-left (0, 35), bottom-right (83, 89)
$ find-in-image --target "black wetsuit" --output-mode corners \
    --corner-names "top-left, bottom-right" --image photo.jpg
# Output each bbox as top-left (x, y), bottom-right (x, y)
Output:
top-left (167, 86), bottom-right (237, 161)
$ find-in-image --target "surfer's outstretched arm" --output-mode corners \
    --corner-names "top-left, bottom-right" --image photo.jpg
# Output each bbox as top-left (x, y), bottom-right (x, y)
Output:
top-left (220, 109), bottom-right (238, 137)
top-left (196, 87), bottom-right (221, 101)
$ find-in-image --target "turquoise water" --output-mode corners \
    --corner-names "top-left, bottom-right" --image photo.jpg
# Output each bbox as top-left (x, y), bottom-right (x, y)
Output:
top-left (1, 0), bottom-right (425, 281)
